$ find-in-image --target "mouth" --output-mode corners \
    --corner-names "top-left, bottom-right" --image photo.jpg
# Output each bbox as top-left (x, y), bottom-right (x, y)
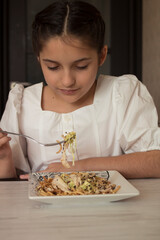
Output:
top-left (59, 88), bottom-right (79, 95)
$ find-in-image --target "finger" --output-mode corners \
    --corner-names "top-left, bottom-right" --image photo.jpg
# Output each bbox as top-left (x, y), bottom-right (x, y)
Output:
top-left (19, 174), bottom-right (29, 180)
top-left (0, 130), bottom-right (7, 138)
top-left (0, 136), bottom-right (11, 147)
top-left (42, 163), bottom-right (68, 173)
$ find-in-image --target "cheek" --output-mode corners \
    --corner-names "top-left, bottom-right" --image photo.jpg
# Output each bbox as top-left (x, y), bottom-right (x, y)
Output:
top-left (79, 71), bottom-right (97, 90)
top-left (81, 65), bottom-right (98, 83)
top-left (42, 71), bottom-right (50, 83)
top-left (41, 65), bottom-right (47, 78)
top-left (41, 67), bottom-right (55, 83)
top-left (87, 65), bottom-right (98, 81)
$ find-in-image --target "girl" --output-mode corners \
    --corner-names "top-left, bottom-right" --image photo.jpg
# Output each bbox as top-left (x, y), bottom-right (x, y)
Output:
top-left (0, 1), bottom-right (160, 179)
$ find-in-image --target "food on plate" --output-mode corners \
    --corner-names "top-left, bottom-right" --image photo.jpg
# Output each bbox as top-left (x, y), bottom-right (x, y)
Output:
top-left (56, 131), bottom-right (77, 168)
top-left (36, 172), bottom-right (121, 196)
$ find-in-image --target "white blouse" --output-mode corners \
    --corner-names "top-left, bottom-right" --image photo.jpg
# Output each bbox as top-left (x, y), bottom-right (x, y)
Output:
top-left (1, 74), bottom-right (160, 173)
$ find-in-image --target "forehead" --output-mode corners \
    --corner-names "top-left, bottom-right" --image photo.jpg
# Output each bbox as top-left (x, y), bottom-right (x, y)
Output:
top-left (40, 36), bottom-right (98, 56)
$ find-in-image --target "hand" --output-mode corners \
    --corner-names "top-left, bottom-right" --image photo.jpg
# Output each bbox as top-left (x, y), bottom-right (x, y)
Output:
top-left (20, 161), bottom-right (75, 180)
top-left (0, 129), bottom-right (12, 160)
top-left (0, 129), bottom-right (17, 178)
top-left (43, 162), bottom-right (72, 173)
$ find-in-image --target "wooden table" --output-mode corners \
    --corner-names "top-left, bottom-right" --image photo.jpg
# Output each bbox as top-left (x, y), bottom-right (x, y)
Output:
top-left (0, 178), bottom-right (160, 240)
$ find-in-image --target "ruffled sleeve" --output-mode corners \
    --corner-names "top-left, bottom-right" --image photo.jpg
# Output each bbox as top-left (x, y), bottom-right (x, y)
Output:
top-left (0, 84), bottom-right (31, 174)
top-left (115, 75), bottom-right (160, 153)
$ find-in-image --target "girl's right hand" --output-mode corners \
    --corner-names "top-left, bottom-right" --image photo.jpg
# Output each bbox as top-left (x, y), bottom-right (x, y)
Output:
top-left (0, 129), bottom-right (12, 160)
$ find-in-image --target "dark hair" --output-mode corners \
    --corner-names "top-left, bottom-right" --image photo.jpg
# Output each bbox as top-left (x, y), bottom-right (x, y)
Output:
top-left (32, 1), bottom-right (105, 56)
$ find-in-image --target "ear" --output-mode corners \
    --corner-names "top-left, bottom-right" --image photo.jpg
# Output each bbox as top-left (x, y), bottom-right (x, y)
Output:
top-left (37, 56), bottom-right (41, 66)
top-left (99, 45), bottom-right (108, 66)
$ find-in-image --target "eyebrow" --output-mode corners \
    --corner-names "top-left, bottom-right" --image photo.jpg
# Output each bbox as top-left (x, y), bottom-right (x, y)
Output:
top-left (42, 57), bottom-right (92, 64)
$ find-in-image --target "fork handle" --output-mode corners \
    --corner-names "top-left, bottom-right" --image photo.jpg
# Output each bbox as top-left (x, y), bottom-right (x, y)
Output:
top-left (0, 130), bottom-right (37, 142)
top-left (0, 130), bottom-right (22, 137)
top-left (0, 129), bottom-right (64, 146)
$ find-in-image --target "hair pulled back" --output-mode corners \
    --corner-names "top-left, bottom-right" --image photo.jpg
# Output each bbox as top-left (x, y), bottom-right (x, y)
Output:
top-left (32, 1), bottom-right (105, 56)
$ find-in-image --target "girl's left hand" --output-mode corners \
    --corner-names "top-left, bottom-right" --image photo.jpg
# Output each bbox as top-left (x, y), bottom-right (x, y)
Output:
top-left (19, 162), bottom-right (73, 180)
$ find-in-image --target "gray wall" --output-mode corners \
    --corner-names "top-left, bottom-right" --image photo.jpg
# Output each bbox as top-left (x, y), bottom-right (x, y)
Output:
top-left (143, 0), bottom-right (160, 121)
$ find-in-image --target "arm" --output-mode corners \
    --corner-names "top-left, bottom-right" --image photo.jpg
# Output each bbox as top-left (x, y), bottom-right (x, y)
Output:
top-left (74, 150), bottom-right (160, 179)
top-left (0, 84), bottom-right (31, 177)
top-left (21, 150), bottom-right (159, 179)
top-left (0, 131), bottom-right (17, 178)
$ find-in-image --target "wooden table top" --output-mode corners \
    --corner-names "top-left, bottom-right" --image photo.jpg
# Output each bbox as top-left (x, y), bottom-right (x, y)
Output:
top-left (0, 178), bottom-right (160, 240)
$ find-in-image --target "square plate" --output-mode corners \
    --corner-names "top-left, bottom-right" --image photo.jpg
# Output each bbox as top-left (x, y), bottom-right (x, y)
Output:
top-left (28, 171), bottom-right (140, 204)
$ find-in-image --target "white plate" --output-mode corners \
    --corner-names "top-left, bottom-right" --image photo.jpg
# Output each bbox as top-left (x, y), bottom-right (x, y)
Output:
top-left (28, 171), bottom-right (140, 204)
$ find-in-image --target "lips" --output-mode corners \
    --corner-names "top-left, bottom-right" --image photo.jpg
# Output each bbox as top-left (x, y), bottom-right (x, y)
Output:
top-left (59, 88), bottom-right (79, 95)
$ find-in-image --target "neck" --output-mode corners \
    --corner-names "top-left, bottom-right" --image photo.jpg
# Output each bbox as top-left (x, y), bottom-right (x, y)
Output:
top-left (42, 81), bottom-right (97, 113)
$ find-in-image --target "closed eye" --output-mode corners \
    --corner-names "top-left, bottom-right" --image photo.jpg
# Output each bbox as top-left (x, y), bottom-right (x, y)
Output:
top-left (47, 66), bottom-right (59, 71)
top-left (76, 65), bottom-right (88, 70)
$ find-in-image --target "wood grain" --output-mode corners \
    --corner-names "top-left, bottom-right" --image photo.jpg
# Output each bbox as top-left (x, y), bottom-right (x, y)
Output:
top-left (0, 179), bottom-right (160, 240)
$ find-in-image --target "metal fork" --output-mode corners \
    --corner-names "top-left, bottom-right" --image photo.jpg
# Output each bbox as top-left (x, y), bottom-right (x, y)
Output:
top-left (0, 130), bottom-right (65, 147)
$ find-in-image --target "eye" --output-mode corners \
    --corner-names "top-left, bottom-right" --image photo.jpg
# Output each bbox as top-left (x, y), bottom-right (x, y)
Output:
top-left (47, 66), bottom-right (59, 71)
top-left (76, 65), bottom-right (88, 70)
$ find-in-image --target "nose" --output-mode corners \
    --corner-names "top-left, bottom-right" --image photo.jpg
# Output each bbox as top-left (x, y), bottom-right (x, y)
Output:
top-left (61, 71), bottom-right (76, 87)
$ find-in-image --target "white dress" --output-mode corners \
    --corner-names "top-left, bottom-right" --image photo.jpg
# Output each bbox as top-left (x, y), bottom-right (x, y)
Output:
top-left (1, 74), bottom-right (160, 173)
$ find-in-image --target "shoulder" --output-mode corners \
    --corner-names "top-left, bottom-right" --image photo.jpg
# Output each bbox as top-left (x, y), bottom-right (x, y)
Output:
top-left (10, 82), bottom-right (43, 96)
top-left (113, 74), bottom-right (152, 103)
top-left (10, 82), bottom-right (43, 100)
top-left (0, 84), bottom-right (25, 120)
top-left (97, 74), bottom-right (140, 89)
top-left (95, 74), bottom-right (117, 98)
top-left (7, 82), bottom-right (43, 112)
top-left (114, 74), bottom-right (141, 90)
top-left (23, 82), bottom-right (43, 96)
top-left (96, 74), bottom-right (153, 104)
top-left (6, 84), bottom-right (24, 112)
top-left (96, 74), bottom-right (140, 97)
top-left (9, 83), bottom-right (24, 97)
top-left (96, 74), bottom-right (140, 91)
top-left (21, 82), bottom-right (43, 104)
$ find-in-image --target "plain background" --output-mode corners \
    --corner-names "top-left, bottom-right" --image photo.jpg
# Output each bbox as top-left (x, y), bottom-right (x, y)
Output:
top-left (143, 0), bottom-right (160, 121)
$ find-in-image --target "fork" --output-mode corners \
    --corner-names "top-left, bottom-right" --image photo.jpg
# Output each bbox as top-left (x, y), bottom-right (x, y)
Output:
top-left (0, 130), bottom-right (65, 147)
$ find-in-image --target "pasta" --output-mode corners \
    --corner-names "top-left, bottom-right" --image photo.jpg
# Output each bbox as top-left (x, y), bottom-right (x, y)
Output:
top-left (36, 172), bottom-right (121, 196)
top-left (56, 131), bottom-right (77, 168)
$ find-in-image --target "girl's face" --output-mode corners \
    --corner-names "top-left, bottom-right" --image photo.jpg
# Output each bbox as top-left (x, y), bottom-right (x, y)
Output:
top-left (39, 36), bottom-right (107, 106)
